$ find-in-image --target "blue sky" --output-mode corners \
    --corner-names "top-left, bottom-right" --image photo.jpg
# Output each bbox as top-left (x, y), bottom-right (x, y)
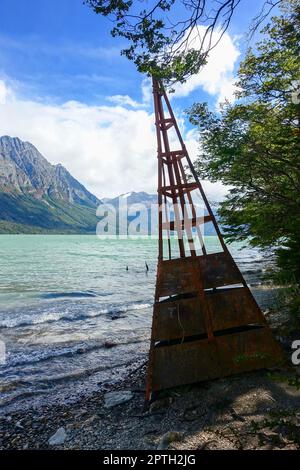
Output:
top-left (0, 0), bottom-right (275, 198)
top-left (0, 0), bottom-right (134, 104)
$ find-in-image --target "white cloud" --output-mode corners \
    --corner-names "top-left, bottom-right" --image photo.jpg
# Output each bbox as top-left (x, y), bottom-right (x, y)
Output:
top-left (0, 80), bottom-right (13, 104)
top-left (0, 80), bottom-right (156, 198)
top-left (141, 78), bottom-right (152, 106)
top-left (107, 78), bottom-right (153, 109)
top-left (184, 128), bottom-right (229, 202)
top-left (0, 78), bottom-right (228, 201)
top-left (106, 94), bottom-right (142, 108)
top-left (173, 26), bottom-right (240, 105)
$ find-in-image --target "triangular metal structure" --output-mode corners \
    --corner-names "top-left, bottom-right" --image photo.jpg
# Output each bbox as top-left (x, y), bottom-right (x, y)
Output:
top-left (145, 79), bottom-right (284, 401)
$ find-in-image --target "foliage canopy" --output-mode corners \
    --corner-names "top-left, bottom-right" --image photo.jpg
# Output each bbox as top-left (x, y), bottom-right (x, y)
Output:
top-left (188, 3), bottom-right (300, 299)
top-left (85, 0), bottom-right (281, 85)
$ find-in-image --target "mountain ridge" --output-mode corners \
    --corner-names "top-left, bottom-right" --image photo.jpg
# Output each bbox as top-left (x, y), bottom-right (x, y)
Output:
top-left (0, 136), bottom-right (220, 234)
top-left (0, 136), bottom-right (101, 233)
top-left (0, 135), bottom-right (100, 207)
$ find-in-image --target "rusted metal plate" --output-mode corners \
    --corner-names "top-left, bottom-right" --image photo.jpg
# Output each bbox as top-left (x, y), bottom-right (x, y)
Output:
top-left (207, 287), bottom-right (265, 331)
top-left (156, 253), bottom-right (244, 298)
top-left (153, 296), bottom-right (205, 341)
top-left (215, 326), bottom-right (284, 376)
top-left (198, 252), bottom-right (244, 289)
top-left (153, 287), bottom-right (265, 342)
top-left (151, 327), bottom-right (284, 391)
top-left (156, 258), bottom-right (199, 298)
top-left (151, 337), bottom-right (219, 390)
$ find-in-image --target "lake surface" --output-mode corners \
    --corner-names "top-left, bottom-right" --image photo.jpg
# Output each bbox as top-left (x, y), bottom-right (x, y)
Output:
top-left (0, 235), bottom-right (274, 412)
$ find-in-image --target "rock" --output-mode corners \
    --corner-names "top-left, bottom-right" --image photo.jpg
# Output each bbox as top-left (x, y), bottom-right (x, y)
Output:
top-left (104, 340), bottom-right (117, 349)
top-left (157, 431), bottom-right (183, 450)
top-left (230, 408), bottom-right (246, 422)
top-left (48, 427), bottom-right (67, 446)
top-left (149, 397), bottom-right (171, 414)
top-left (11, 436), bottom-right (20, 445)
top-left (104, 391), bottom-right (133, 408)
top-left (197, 440), bottom-right (216, 450)
top-left (258, 430), bottom-right (282, 447)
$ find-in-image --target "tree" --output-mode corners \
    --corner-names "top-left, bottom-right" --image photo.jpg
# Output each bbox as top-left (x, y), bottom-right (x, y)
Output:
top-left (85, 0), bottom-right (282, 85)
top-left (188, 2), bottom-right (300, 317)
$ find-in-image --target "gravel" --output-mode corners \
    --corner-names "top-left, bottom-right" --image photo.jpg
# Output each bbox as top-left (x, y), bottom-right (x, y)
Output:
top-left (1, 358), bottom-right (300, 450)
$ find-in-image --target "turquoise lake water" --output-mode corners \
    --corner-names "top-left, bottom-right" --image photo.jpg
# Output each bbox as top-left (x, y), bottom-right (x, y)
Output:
top-left (0, 235), bottom-right (271, 412)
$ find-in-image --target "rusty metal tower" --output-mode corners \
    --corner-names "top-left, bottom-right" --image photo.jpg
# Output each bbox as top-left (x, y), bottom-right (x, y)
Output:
top-left (145, 79), bottom-right (284, 401)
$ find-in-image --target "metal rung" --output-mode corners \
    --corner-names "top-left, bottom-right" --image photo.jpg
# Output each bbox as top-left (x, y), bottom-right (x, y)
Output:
top-left (161, 182), bottom-right (198, 193)
top-left (160, 150), bottom-right (187, 158)
top-left (160, 191), bottom-right (173, 198)
top-left (158, 118), bottom-right (174, 131)
top-left (162, 215), bottom-right (211, 231)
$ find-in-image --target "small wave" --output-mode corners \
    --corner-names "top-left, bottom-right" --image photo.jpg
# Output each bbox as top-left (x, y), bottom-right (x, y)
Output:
top-left (241, 269), bottom-right (263, 275)
top-left (237, 259), bottom-right (267, 265)
top-left (103, 302), bottom-right (152, 318)
top-left (41, 291), bottom-right (98, 299)
top-left (0, 342), bottom-right (104, 369)
top-left (0, 302), bottom-right (152, 329)
top-left (0, 335), bottom-right (148, 371)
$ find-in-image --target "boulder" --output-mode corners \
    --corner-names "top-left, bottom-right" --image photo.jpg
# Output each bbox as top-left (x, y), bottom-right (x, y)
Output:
top-left (48, 427), bottom-right (67, 446)
top-left (104, 391), bottom-right (133, 408)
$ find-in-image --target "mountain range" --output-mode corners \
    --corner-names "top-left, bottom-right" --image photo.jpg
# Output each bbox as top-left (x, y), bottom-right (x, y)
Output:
top-left (0, 136), bottom-right (102, 233)
top-left (0, 136), bottom-right (162, 234)
top-left (0, 136), bottom-right (219, 235)
top-left (103, 191), bottom-right (157, 209)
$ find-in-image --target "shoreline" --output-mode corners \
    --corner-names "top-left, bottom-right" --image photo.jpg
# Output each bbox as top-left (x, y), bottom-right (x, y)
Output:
top-left (1, 267), bottom-right (298, 450)
top-left (1, 325), bottom-right (300, 450)
top-left (0, 284), bottom-right (282, 416)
